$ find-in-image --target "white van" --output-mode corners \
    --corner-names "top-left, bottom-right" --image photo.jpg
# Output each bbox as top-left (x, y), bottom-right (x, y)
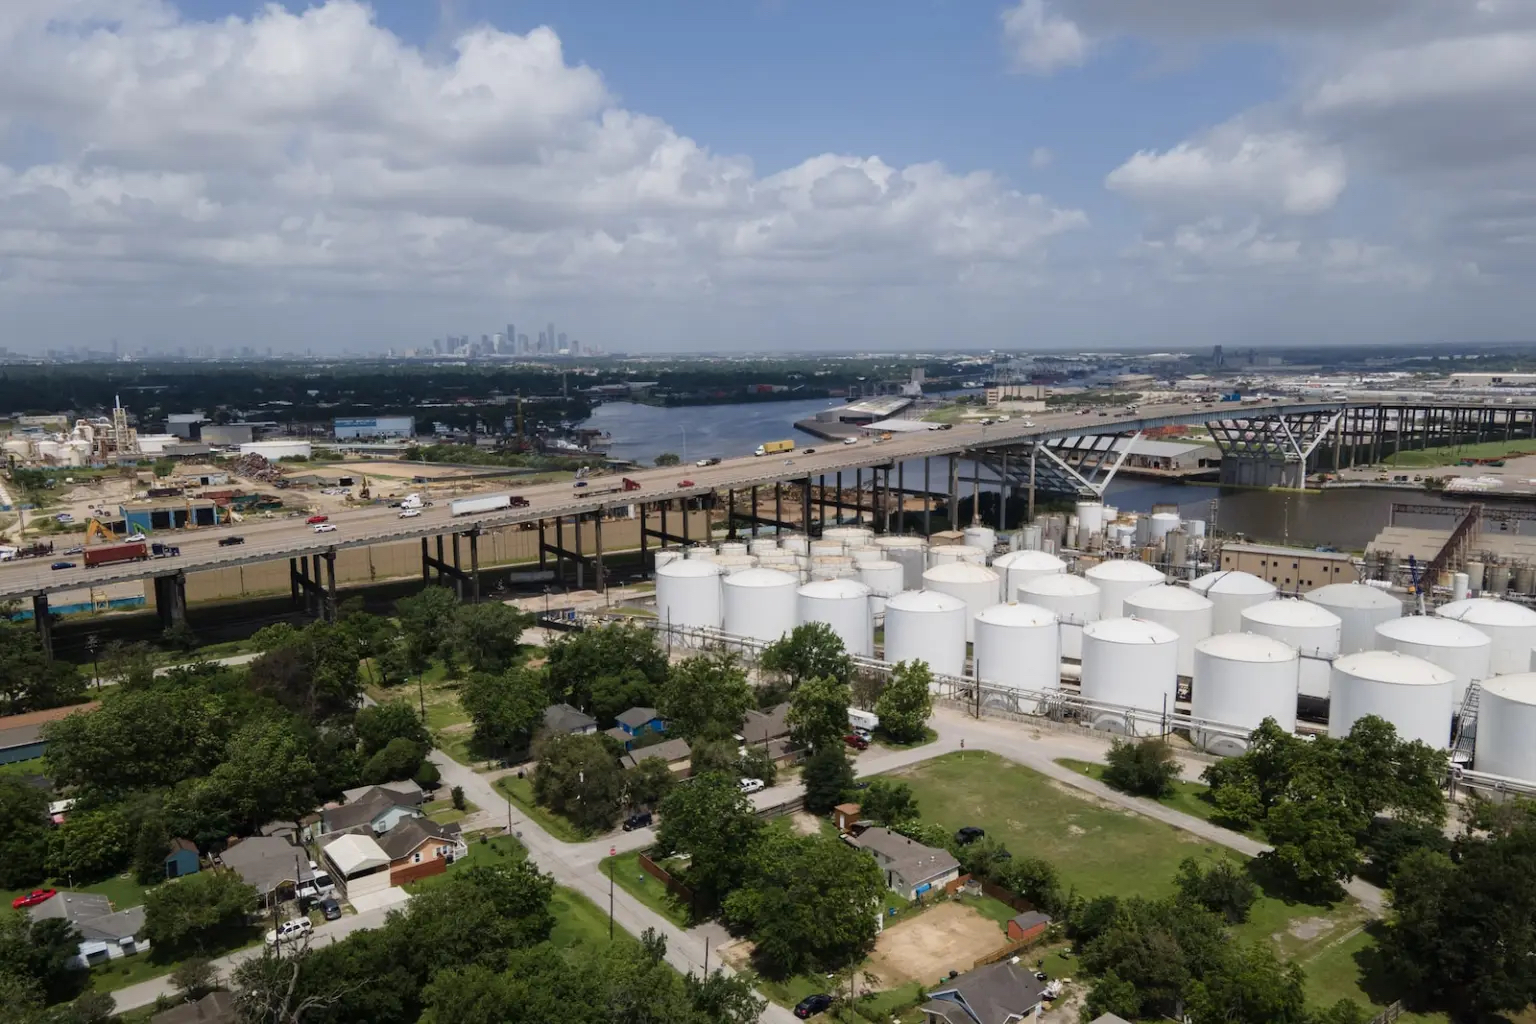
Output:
top-left (267, 917), bottom-right (313, 945)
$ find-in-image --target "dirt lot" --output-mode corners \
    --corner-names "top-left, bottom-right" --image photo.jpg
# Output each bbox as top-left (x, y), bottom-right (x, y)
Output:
top-left (865, 902), bottom-right (1005, 988)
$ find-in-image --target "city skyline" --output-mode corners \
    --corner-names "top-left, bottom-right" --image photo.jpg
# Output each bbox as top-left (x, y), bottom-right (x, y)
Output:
top-left (1, 2), bottom-right (1534, 353)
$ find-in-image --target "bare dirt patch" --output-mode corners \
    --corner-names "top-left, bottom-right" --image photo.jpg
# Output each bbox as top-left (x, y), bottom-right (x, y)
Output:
top-left (1284, 916), bottom-right (1334, 942)
top-left (788, 811), bottom-right (822, 836)
top-left (865, 902), bottom-right (1006, 989)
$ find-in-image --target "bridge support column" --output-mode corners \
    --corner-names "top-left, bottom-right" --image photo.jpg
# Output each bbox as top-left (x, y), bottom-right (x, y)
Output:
top-left (1027, 446), bottom-right (1037, 522)
top-left (574, 514), bottom-right (585, 590)
top-left (682, 500), bottom-right (692, 546)
top-left (593, 516), bottom-right (604, 593)
top-left (420, 540), bottom-right (431, 585)
top-left (323, 552), bottom-right (337, 622)
top-left (948, 456), bottom-right (959, 531)
top-left (153, 572), bottom-right (187, 629)
top-left (727, 491), bottom-right (737, 540)
top-left (554, 516), bottom-right (566, 586)
top-left (923, 458), bottom-right (932, 536)
top-left (32, 596), bottom-right (52, 660)
top-left (801, 477), bottom-right (813, 534)
top-left (896, 462), bottom-right (905, 534)
top-left (773, 486), bottom-right (782, 537)
top-left (998, 452), bottom-right (1009, 533)
top-left (639, 505), bottom-right (649, 570)
top-left (451, 533), bottom-right (464, 601)
top-left (469, 530), bottom-right (480, 603)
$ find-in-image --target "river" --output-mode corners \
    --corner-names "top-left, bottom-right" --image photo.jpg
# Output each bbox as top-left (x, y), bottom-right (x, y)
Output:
top-left (579, 400), bottom-right (1505, 550)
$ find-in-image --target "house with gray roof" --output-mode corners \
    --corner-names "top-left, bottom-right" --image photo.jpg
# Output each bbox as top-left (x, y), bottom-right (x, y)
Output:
top-left (28, 891), bottom-right (148, 968)
top-left (318, 787), bottom-right (422, 837)
top-left (621, 737), bottom-right (692, 773)
top-left (739, 703), bottom-right (790, 746)
top-left (543, 703), bottom-right (598, 736)
top-left (218, 835), bottom-right (313, 904)
top-left (615, 706), bottom-right (664, 736)
top-left (920, 960), bottom-right (1046, 1024)
top-left (341, 779), bottom-right (424, 807)
top-left (152, 991), bottom-right (236, 1024)
top-left (849, 827), bottom-right (960, 900)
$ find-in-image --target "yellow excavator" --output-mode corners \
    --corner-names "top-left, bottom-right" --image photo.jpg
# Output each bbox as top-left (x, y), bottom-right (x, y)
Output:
top-left (84, 518), bottom-right (117, 545)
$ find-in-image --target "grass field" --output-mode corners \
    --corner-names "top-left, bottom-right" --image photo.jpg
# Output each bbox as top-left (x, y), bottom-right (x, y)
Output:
top-left (497, 772), bottom-right (592, 842)
top-left (1054, 757), bottom-right (1243, 832)
top-left (601, 850), bottom-right (692, 928)
top-left (3, 872), bottom-right (157, 913)
top-left (423, 796), bottom-right (479, 826)
top-left (1382, 438), bottom-right (1536, 468)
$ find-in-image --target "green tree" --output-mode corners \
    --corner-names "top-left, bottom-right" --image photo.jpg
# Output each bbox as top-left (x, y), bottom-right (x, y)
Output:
top-left (874, 660), bottom-right (931, 744)
top-left (1256, 796), bottom-right (1363, 900)
top-left (656, 772), bottom-right (762, 914)
top-left (161, 621), bottom-right (200, 652)
top-left (415, 760), bottom-right (441, 789)
top-left (1103, 737), bottom-right (1182, 798)
top-left (625, 756), bottom-right (677, 809)
top-left (1175, 857), bottom-right (1258, 924)
top-left (654, 452), bottom-right (682, 466)
top-left (461, 668), bottom-right (548, 754)
top-left (688, 737), bottom-right (741, 780)
top-left (47, 807), bottom-right (130, 880)
top-left (958, 837), bottom-right (1013, 885)
top-left (738, 745), bottom-right (777, 788)
top-left (396, 586), bottom-right (461, 673)
top-left (1336, 715), bottom-right (1446, 827)
top-left (1201, 717), bottom-right (1313, 828)
top-left (362, 737), bottom-right (427, 786)
top-left (530, 733), bottom-right (624, 833)
top-left (859, 779), bottom-right (917, 825)
top-left (170, 956), bottom-right (218, 1001)
top-left (143, 869), bottom-right (259, 953)
top-left (0, 911), bottom-right (82, 1005)
top-left (761, 623), bottom-right (853, 689)
top-left (801, 744), bottom-right (855, 815)
top-left (658, 650), bottom-right (754, 741)
top-left (0, 779), bottom-right (50, 888)
top-left (1080, 896), bottom-right (1228, 1020)
top-left (1000, 855), bottom-right (1065, 916)
top-left (0, 619), bottom-right (87, 716)
top-left (786, 674), bottom-right (851, 751)
top-left (246, 621), bottom-right (361, 722)
top-left (1185, 943), bottom-right (1309, 1024)
top-left (354, 700), bottom-right (430, 757)
top-left (99, 640), bottom-right (157, 691)
top-left (544, 623), bottom-right (669, 725)
top-left (448, 603), bottom-right (530, 675)
top-left (197, 717), bottom-right (321, 832)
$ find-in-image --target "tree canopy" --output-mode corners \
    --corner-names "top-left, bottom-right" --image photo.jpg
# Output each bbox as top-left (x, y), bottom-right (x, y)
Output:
top-left (656, 772), bottom-right (762, 914)
top-left (786, 674), bottom-right (851, 751)
top-left (658, 650), bottom-right (754, 741)
top-left (544, 623), bottom-right (669, 726)
top-left (761, 623), bottom-right (853, 690)
top-left (874, 660), bottom-right (931, 744)
top-left (461, 668), bottom-right (548, 755)
top-left (1103, 737), bottom-right (1181, 798)
top-left (531, 733), bottom-right (624, 833)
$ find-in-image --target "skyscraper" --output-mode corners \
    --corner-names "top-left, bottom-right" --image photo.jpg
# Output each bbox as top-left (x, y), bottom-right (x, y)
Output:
top-left (557, 332), bottom-right (567, 352)
top-left (538, 331), bottom-right (547, 352)
top-left (547, 322), bottom-right (556, 354)
top-left (505, 323), bottom-right (516, 351)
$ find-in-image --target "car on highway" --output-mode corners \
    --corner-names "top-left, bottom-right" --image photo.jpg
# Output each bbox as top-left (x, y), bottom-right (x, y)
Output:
top-left (305, 515), bottom-right (328, 525)
top-left (573, 481), bottom-right (588, 488)
top-left (50, 561), bottom-right (75, 571)
top-left (783, 459), bottom-right (794, 466)
top-left (677, 479), bottom-right (695, 488)
top-left (313, 524), bottom-right (338, 534)
top-left (218, 536), bottom-right (245, 547)
top-left (695, 457), bottom-right (721, 467)
top-left (398, 509), bottom-right (421, 519)
top-left (739, 777), bottom-right (765, 795)
top-left (843, 437), bottom-right (858, 445)
top-left (794, 993), bottom-right (833, 1018)
top-left (803, 448), bottom-right (816, 454)
top-left (11, 889), bottom-right (55, 910)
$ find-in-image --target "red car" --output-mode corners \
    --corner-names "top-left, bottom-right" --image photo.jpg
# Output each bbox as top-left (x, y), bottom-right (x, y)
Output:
top-left (11, 889), bottom-right (56, 910)
top-left (843, 734), bottom-right (870, 751)
top-left (305, 515), bottom-right (329, 525)
top-left (677, 479), bottom-right (695, 488)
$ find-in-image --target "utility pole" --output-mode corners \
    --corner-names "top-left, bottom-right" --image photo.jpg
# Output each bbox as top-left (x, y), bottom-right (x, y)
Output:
top-left (608, 845), bottom-right (616, 940)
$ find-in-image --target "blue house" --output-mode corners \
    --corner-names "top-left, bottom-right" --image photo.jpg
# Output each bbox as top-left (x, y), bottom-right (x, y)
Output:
top-left (163, 838), bottom-right (200, 879)
top-left (615, 706), bottom-right (665, 737)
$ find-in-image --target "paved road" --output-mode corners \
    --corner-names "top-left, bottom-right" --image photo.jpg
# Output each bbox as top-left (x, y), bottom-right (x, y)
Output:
top-left (0, 397), bottom-right (1332, 602)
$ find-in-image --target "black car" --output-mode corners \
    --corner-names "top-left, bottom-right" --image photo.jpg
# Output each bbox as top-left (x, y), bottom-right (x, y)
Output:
top-left (794, 994), bottom-right (833, 1018)
top-left (803, 448), bottom-right (816, 454)
top-left (622, 811), bottom-right (653, 831)
top-left (49, 561), bottom-right (75, 571)
top-left (319, 897), bottom-right (341, 921)
top-left (218, 536), bottom-right (245, 547)
top-left (955, 826), bottom-right (986, 846)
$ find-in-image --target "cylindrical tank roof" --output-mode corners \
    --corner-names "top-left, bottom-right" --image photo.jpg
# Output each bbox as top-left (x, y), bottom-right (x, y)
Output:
top-left (1124, 584), bottom-right (1213, 611)
top-left (1020, 573), bottom-right (1099, 597)
top-left (1333, 650), bottom-right (1456, 687)
top-left (993, 550), bottom-right (1068, 572)
top-left (1483, 674), bottom-right (1536, 706)
top-left (1083, 617), bottom-right (1180, 645)
top-left (1307, 582), bottom-right (1402, 610)
top-left (1475, 674), bottom-right (1536, 783)
top-left (923, 562), bottom-right (1000, 583)
top-left (1437, 597), bottom-right (1536, 626)
top-left (1086, 560), bottom-right (1166, 582)
top-left (975, 602), bottom-right (1058, 628)
top-left (723, 567), bottom-right (799, 589)
top-left (657, 559), bottom-right (725, 579)
top-left (1195, 632), bottom-right (1297, 663)
top-left (798, 578), bottom-right (872, 600)
top-left (1376, 616), bottom-right (1490, 648)
top-left (1192, 570), bottom-right (1276, 596)
top-left (1241, 599), bottom-right (1342, 629)
top-left (884, 589), bottom-right (967, 614)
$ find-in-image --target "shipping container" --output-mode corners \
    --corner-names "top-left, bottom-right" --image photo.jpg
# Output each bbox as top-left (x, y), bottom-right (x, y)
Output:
top-left (83, 542), bottom-right (149, 567)
top-left (754, 440), bottom-right (795, 457)
top-left (450, 495), bottom-right (513, 517)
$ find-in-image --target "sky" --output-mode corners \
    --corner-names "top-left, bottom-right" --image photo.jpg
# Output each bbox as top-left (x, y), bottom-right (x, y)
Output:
top-left (3, 1), bottom-right (1536, 354)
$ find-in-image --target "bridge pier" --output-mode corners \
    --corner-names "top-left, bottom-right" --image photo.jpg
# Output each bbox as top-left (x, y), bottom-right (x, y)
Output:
top-left (32, 595), bottom-right (52, 660)
top-left (948, 456), bottom-right (959, 531)
top-left (421, 532), bottom-right (473, 602)
top-left (289, 557), bottom-right (328, 619)
top-left (152, 572), bottom-right (187, 629)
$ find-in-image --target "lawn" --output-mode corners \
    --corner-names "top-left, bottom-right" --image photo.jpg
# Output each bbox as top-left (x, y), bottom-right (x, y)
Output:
top-left (1383, 438), bottom-right (1536, 468)
top-left (86, 924), bottom-right (264, 995)
top-left (423, 796), bottom-right (479, 826)
top-left (403, 832), bottom-right (527, 893)
top-left (550, 885), bottom-right (637, 953)
top-left (600, 849), bottom-right (692, 928)
top-left (496, 773), bottom-right (592, 842)
top-left (3, 871), bottom-right (157, 913)
top-left (873, 727), bottom-right (937, 751)
top-left (1053, 757), bottom-right (1238, 832)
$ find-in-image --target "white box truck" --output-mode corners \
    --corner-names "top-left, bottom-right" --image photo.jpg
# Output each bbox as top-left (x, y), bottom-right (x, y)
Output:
top-left (450, 494), bottom-right (512, 517)
top-left (848, 708), bottom-right (879, 737)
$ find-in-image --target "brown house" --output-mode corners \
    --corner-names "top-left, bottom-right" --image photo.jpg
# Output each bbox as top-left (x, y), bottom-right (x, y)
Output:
top-left (833, 803), bottom-right (862, 833)
top-left (1006, 910), bottom-right (1052, 944)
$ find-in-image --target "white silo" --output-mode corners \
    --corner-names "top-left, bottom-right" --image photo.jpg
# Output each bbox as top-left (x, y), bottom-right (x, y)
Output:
top-left (1192, 633), bottom-right (1300, 754)
top-left (1240, 599), bottom-right (1342, 701)
top-left (1374, 616), bottom-right (1491, 706)
top-left (686, 546), bottom-right (716, 561)
top-left (883, 590), bottom-right (967, 678)
top-left (963, 526), bottom-right (997, 553)
top-left (809, 555), bottom-right (855, 580)
top-left (1075, 501), bottom-right (1106, 538)
top-left (1080, 618), bottom-right (1180, 730)
top-left (1084, 560), bottom-right (1166, 619)
top-left (874, 537), bottom-right (928, 590)
top-left (810, 539), bottom-right (845, 558)
top-left (992, 550), bottom-right (1067, 602)
top-left (1329, 650), bottom-right (1455, 748)
top-left (848, 546), bottom-right (884, 566)
top-left (713, 555), bottom-right (759, 575)
top-left (1149, 512), bottom-right (1181, 543)
top-left (931, 545), bottom-right (987, 567)
top-left (1191, 570), bottom-right (1278, 634)
top-left (1124, 585), bottom-right (1215, 676)
top-left (858, 560), bottom-right (906, 620)
top-left (922, 562), bottom-right (1001, 641)
top-left (1435, 598), bottom-right (1536, 676)
top-left (1019, 573), bottom-right (1101, 659)
top-left (653, 549), bottom-right (682, 570)
top-left (722, 568), bottom-right (799, 643)
top-left (823, 526), bottom-right (874, 548)
top-left (655, 559), bottom-right (725, 641)
top-left (779, 534), bottom-right (809, 556)
top-left (1305, 583), bottom-right (1403, 656)
top-left (798, 579), bottom-right (874, 657)
top-left (974, 603), bottom-right (1061, 694)
top-left (1475, 675), bottom-right (1536, 783)
top-left (748, 537), bottom-right (779, 557)
top-left (718, 541), bottom-right (749, 557)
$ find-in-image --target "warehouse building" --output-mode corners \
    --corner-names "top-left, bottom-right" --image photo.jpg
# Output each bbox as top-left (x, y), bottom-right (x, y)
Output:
top-left (334, 416), bottom-right (415, 440)
top-left (1218, 543), bottom-right (1354, 592)
top-left (120, 499), bottom-right (224, 531)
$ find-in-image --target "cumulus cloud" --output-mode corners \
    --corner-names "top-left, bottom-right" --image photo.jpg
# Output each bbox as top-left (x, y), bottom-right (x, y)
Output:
top-left (1106, 129), bottom-right (1347, 216)
top-left (1001, 0), bottom-right (1089, 75)
top-left (0, 0), bottom-right (1086, 346)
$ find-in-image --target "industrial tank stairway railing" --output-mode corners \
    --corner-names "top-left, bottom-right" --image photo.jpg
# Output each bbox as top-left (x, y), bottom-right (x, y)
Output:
top-left (1451, 680), bottom-right (1481, 765)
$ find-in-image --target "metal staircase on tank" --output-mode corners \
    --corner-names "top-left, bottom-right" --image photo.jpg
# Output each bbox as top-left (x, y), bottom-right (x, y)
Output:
top-left (1451, 681), bottom-right (1482, 766)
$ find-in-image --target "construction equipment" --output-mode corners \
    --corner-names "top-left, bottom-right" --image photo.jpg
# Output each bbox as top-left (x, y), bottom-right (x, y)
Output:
top-left (84, 518), bottom-right (119, 545)
top-left (358, 474), bottom-right (370, 501)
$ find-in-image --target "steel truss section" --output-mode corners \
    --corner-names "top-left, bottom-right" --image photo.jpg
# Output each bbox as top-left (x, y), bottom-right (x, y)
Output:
top-left (1205, 410), bottom-right (1342, 462)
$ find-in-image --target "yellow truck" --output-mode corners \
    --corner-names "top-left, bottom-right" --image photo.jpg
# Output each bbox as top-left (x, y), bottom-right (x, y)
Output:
top-left (754, 439), bottom-right (796, 457)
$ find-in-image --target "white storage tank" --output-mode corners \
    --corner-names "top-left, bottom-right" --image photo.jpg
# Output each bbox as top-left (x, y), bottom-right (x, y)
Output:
top-left (1329, 650), bottom-right (1455, 748)
top-left (922, 562), bottom-right (1001, 641)
top-left (1374, 616), bottom-right (1492, 706)
top-left (1240, 599), bottom-right (1342, 701)
top-left (810, 539), bottom-right (845, 558)
top-left (1075, 501), bottom-right (1106, 538)
top-left (653, 549), bottom-right (682, 570)
top-left (858, 560), bottom-right (906, 618)
top-left (1019, 573), bottom-right (1101, 659)
top-left (1191, 570), bottom-right (1279, 634)
top-left (963, 526), bottom-right (997, 553)
top-left (748, 537), bottom-right (779, 557)
top-left (685, 546), bottom-right (716, 561)
top-left (1084, 560), bottom-right (1166, 619)
top-left (883, 590), bottom-right (967, 678)
top-left (874, 536), bottom-right (929, 590)
top-left (974, 603), bottom-right (1061, 694)
top-left (798, 579), bottom-right (874, 657)
top-left (1305, 583), bottom-right (1403, 656)
top-left (722, 568), bottom-right (799, 644)
top-left (848, 546), bottom-right (884, 566)
top-left (1192, 633), bottom-right (1300, 754)
top-left (1149, 512), bottom-right (1181, 543)
top-left (779, 534), bottom-right (809, 556)
top-left (713, 555), bottom-right (759, 576)
top-left (718, 541), bottom-right (749, 557)
top-left (1435, 598), bottom-right (1536, 676)
top-left (1124, 585), bottom-right (1215, 677)
top-left (1080, 618), bottom-right (1180, 730)
top-left (1474, 675), bottom-right (1536, 783)
top-left (809, 555), bottom-right (855, 580)
top-left (992, 550), bottom-right (1067, 603)
top-left (823, 526), bottom-right (874, 548)
top-left (655, 559), bottom-right (725, 641)
top-left (930, 545), bottom-right (987, 567)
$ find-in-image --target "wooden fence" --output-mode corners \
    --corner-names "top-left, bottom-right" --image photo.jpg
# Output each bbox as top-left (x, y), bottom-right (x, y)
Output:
top-left (979, 879), bottom-right (1035, 913)
top-left (637, 852), bottom-right (696, 908)
top-left (1368, 1002), bottom-right (1404, 1024)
